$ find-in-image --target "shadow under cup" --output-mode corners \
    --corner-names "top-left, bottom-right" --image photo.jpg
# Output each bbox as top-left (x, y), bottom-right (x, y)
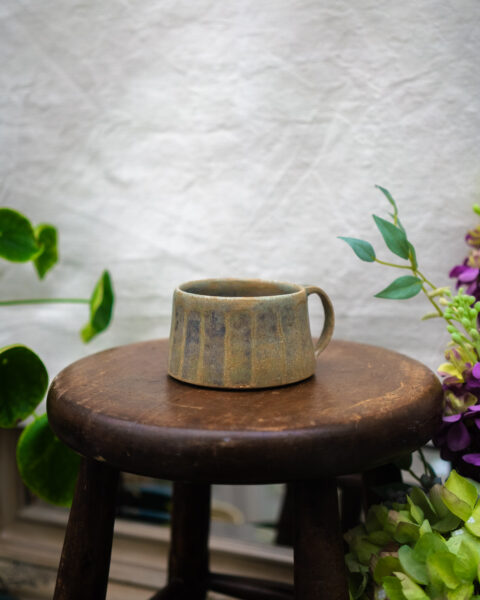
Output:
top-left (168, 278), bottom-right (334, 389)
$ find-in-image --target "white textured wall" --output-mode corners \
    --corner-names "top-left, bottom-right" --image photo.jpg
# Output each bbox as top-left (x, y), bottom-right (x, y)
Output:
top-left (1, 0), bottom-right (480, 389)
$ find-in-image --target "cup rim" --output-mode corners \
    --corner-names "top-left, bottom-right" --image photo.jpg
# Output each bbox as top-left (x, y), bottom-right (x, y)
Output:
top-left (176, 278), bottom-right (304, 300)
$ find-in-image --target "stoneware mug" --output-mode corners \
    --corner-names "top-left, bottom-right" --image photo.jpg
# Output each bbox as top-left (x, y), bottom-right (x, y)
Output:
top-left (168, 278), bottom-right (335, 389)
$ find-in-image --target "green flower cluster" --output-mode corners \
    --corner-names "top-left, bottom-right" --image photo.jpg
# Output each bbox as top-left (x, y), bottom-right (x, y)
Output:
top-left (346, 471), bottom-right (480, 600)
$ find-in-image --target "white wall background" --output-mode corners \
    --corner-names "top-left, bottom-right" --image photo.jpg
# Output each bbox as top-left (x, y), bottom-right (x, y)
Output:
top-left (1, 0), bottom-right (480, 389)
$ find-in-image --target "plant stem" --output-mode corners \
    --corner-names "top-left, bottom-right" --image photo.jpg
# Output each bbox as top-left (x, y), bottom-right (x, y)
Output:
top-left (417, 448), bottom-right (436, 478)
top-left (407, 469), bottom-right (423, 485)
top-left (420, 284), bottom-right (444, 317)
top-left (375, 259), bottom-right (412, 270)
top-left (0, 298), bottom-right (89, 307)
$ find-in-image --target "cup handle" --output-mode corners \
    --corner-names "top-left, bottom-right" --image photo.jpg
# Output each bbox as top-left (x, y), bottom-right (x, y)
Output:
top-left (304, 286), bottom-right (335, 358)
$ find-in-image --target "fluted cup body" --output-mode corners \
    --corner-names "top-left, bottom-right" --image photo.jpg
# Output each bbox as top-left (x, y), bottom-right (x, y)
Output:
top-left (168, 279), bottom-right (334, 389)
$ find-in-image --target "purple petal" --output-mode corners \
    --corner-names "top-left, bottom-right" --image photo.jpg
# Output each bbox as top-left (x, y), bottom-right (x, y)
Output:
top-left (475, 418), bottom-right (480, 429)
top-left (443, 414), bottom-right (463, 423)
top-left (450, 265), bottom-right (468, 278)
top-left (463, 453), bottom-right (480, 466)
top-left (467, 405), bottom-right (480, 413)
top-left (473, 363), bottom-right (480, 379)
top-left (447, 421), bottom-right (471, 451)
top-left (458, 267), bottom-right (480, 283)
top-left (466, 379), bottom-right (480, 390)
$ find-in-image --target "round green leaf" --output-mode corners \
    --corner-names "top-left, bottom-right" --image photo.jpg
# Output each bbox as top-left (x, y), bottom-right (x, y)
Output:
top-left (399, 546), bottom-right (429, 585)
top-left (33, 224), bottom-right (58, 279)
top-left (81, 270), bottom-right (114, 342)
top-left (338, 236), bottom-right (376, 262)
top-left (16, 414), bottom-right (80, 506)
top-left (0, 345), bottom-right (48, 428)
top-left (0, 208), bottom-right (40, 262)
top-left (375, 276), bottom-right (423, 300)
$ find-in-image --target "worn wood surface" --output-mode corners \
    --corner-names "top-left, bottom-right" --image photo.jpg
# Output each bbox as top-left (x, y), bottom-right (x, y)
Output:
top-left (47, 338), bottom-right (442, 484)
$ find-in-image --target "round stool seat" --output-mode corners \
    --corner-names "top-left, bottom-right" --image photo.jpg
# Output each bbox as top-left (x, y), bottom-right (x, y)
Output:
top-left (47, 339), bottom-right (442, 484)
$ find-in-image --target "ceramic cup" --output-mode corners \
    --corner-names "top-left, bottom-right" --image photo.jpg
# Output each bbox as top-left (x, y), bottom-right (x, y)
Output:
top-left (167, 278), bottom-right (335, 389)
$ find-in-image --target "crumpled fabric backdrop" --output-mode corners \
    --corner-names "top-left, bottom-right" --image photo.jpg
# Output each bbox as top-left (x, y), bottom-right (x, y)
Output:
top-left (1, 0), bottom-right (480, 401)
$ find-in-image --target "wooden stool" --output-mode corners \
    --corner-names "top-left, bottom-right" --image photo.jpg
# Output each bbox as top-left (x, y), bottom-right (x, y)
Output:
top-left (47, 339), bottom-right (442, 600)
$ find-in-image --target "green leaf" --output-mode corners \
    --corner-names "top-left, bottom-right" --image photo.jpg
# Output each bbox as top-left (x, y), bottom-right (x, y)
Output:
top-left (443, 470), bottom-right (478, 518)
top-left (453, 541), bottom-right (477, 582)
top-left (398, 546), bottom-right (429, 585)
top-left (33, 224), bottom-right (58, 279)
top-left (0, 208), bottom-right (40, 262)
top-left (338, 237), bottom-right (376, 262)
top-left (427, 552), bottom-right (460, 590)
top-left (376, 185), bottom-right (398, 214)
top-left (16, 414), bottom-right (80, 506)
top-left (395, 521), bottom-right (421, 544)
top-left (433, 513), bottom-right (462, 533)
top-left (81, 270), bottom-right (114, 342)
top-left (373, 555), bottom-right (401, 584)
top-left (413, 532), bottom-right (448, 562)
top-left (373, 214), bottom-right (410, 259)
top-left (409, 488), bottom-right (436, 522)
top-left (407, 497), bottom-right (424, 525)
top-left (464, 500), bottom-right (480, 536)
top-left (382, 576), bottom-right (407, 600)
top-left (0, 345), bottom-right (48, 428)
top-left (447, 584), bottom-right (475, 600)
top-left (375, 276), bottom-right (423, 300)
top-left (395, 571), bottom-right (430, 599)
top-left (441, 488), bottom-right (473, 522)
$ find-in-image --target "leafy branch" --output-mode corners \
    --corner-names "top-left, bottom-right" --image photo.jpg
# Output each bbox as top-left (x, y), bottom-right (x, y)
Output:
top-left (0, 207), bottom-right (115, 505)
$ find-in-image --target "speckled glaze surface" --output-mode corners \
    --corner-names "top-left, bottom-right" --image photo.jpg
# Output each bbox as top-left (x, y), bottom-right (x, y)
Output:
top-left (168, 278), bottom-right (335, 389)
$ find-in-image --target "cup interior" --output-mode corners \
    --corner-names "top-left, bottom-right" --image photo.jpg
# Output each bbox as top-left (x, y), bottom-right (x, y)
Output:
top-left (179, 279), bottom-right (300, 298)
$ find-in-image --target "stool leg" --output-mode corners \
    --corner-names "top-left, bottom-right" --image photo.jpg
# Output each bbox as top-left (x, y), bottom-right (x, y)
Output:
top-left (153, 482), bottom-right (211, 600)
top-left (293, 478), bottom-right (348, 600)
top-left (53, 457), bottom-right (119, 600)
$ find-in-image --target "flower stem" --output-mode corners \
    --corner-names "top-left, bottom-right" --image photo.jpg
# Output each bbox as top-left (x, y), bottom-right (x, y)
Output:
top-left (0, 298), bottom-right (89, 307)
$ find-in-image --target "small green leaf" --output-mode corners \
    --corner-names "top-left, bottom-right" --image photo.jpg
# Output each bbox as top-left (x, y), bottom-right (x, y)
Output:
top-left (376, 185), bottom-right (398, 214)
top-left (0, 345), bottom-right (48, 428)
top-left (433, 512), bottom-right (462, 533)
top-left (395, 521), bottom-right (421, 544)
top-left (81, 270), bottom-right (114, 342)
top-left (447, 584), bottom-right (475, 600)
top-left (375, 276), bottom-right (423, 300)
top-left (16, 414), bottom-right (80, 506)
top-left (453, 541), bottom-right (477, 582)
top-left (338, 237), bottom-right (376, 262)
top-left (382, 576), bottom-right (406, 600)
top-left (413, 532), bottom-right (448, 562)
top-left (444, 470), bottom-right (478, 516)
top-left (0, 208), bottom-right (40, 262)
top-left (441, 488), bottom-right (473, 522)
top-left (33, 224), bottom-right (58, 279)
top-left (373, 555), bottom-right (401, 584)
top-left (373, 214), bottom-right (410, 260)
top-left (464, 500), bottom-right (480, 536)
top-left (427, 552), bottom-right (460, 590)
top-left (430, 484), bottom-right (451, 518)
top-left (409, 488), bottom-right (436, 522)
top-left (407, 497), bottom-right (424, 525)
top-left (399, 546), bottom-right (429, 585)
top-left (395, 571), bottom-right (430, 599)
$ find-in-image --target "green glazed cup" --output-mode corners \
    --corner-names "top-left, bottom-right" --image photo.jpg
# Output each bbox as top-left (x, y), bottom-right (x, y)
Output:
top-left (168, 278), bottom-right (335, 389)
